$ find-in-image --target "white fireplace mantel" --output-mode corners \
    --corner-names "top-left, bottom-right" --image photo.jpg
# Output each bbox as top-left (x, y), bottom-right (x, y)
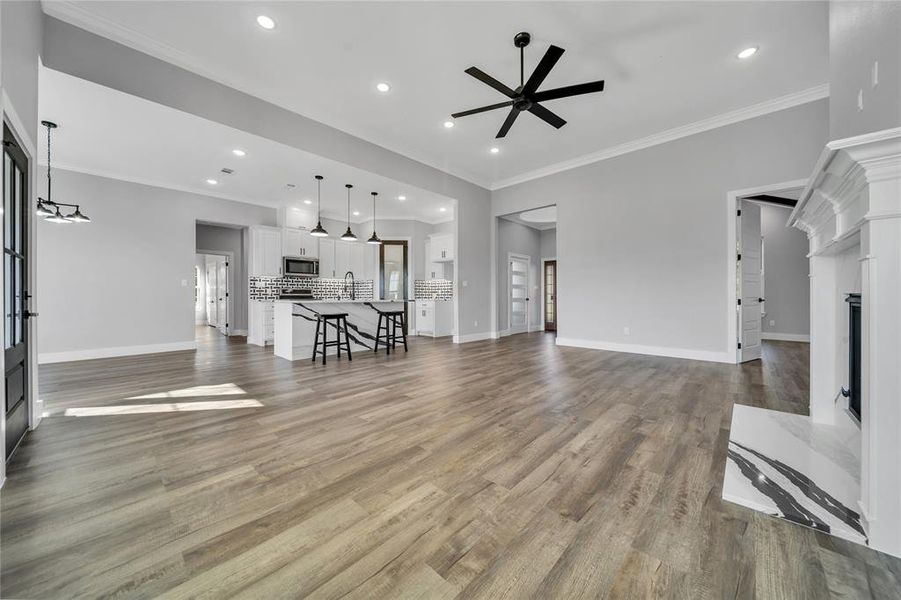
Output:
top-left (789, 127), bottom-right (901, 558)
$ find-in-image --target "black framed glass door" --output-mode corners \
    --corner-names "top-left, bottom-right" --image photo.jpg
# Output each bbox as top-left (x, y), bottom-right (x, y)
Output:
top-left (4, 123), bottom-right (30, 460)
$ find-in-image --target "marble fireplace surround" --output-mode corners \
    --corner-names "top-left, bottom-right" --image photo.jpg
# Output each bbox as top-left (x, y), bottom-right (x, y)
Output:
top-left (773, 127), bottom-right (900, 557)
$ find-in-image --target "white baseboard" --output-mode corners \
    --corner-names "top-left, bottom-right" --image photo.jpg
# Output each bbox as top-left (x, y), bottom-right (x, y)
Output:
top-left (453, 331), bottom-right (495, 344)
top-left (228, 329), bottom-right (248, 336)
top-left (555, 337), bottom-right (734, 364)
top-left (761, 332), bottom-right (810, 342)
top-left (39, 341), bottom-right (197, 364)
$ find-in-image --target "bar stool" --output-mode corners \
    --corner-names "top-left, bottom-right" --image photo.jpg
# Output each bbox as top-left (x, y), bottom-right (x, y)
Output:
top-left (312, 313), bottom-right (352, 364)
top-left (374, 310), bottom-right (407, 355)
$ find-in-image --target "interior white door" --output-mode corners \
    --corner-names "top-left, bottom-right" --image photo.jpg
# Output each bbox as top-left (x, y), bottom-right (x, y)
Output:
top-left (205, 257), bottom-right (218, 327)
top-left (216, 257), bottom-right (228, 335)
top-left (509, 256), bottom-right (530, 334)
top-left (738, 201), bottom-right (762, 362)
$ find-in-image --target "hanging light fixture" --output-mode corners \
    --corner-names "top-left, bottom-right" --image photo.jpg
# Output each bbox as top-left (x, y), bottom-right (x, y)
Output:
top-left (367, 192), bottom-right (382, 245)
top-left (340, 184), bottom-right (358, 242)
top-left (38, 120), bottom-right (90, 224)
top-left (309, 175), bottom-right (328, 237)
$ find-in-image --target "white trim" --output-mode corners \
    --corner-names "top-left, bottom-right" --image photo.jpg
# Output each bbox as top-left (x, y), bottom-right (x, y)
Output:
top-left (556, 337), bottom-right (733, 364)
top-left (540, 257), bottom-right (557, 331)
top-left (229, 329), bottom-right (248, 337)
top-left (1, 90), bottom-right (36, 156)
top-left (761, 332), bottom-right (810, 342)
top-left (39, 341), bottom-right (197, 364)
top-left (196, 248), bottom-right (235, 336)
top-left (453, 331), bottom-right (495, 344)
top-left (491, 85), bottom-right (829, 190)
top-left (726, 179), bottom-right (810, 364)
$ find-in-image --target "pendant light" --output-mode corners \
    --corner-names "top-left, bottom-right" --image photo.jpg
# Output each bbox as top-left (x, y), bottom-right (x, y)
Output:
top-left (309, 174), bottom-right (328, 237)
top-left (37, 120), bottom-right (91, 224)
top-left (340, 184), bottom-right (358, 242)
top-left (367, 192), bottom-right (382, 245)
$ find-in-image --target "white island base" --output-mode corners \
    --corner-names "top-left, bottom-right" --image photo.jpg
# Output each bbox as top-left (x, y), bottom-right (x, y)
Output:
top-left (273, 300), bottom-right (411, 361)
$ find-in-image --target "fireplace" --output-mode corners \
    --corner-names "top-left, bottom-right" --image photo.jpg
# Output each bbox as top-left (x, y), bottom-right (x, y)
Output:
top-left (844, 294), bottom-right (861, 420)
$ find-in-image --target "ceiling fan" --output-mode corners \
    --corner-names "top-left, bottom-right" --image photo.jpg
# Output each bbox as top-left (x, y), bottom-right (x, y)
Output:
top-left (451, 32), bottom-right (605, 138)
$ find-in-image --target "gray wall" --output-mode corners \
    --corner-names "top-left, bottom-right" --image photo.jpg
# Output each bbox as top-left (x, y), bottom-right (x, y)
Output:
top-left (759, 204), bottom-right (810, 337)
top-left (497, 219), bottom-right (541, 332)
top-left (829, 1), bottom-right (901, 139)
top-left (1, 0), bottom-right (43, 145)
top-left (491, 100), bottom-right (828, 357)
top-left (196, 224), bottom-right (248, 331)
top-left (43, 16), bottom-right (492, 339)
top-left (540, 229), bottom-right (557, 259)
top-left (37, 169), bottom-right (276, 358)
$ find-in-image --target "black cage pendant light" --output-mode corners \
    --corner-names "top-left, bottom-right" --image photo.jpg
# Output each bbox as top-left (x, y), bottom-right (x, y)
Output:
top-left (310, 175), bottom-right (328, 237)
top-left (340, 184), bottom-right (358, 242)
top-left (367, 192), bottom-right (382, 245)
top-left (37, 120), bottom-right (91, 224)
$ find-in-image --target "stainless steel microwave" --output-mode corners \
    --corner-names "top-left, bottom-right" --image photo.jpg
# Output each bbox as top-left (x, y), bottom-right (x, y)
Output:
top-left (283, 256), bottom-right (319, 277)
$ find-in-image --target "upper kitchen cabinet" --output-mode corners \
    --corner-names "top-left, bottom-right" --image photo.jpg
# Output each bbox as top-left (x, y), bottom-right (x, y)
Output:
top-left (249, 226), bottom-right (283, 277)
top-left (283, 228), bottom-right (318, 258)
top-left (318, 239), bottom-right (370, 279)
top-left (429, 232), bottom-right (454, 262)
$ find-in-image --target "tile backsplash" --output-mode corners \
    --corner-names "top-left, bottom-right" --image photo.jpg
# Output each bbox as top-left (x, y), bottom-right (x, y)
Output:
top-left (250, 276), bottom-right (374, 301)
top-left (414, 279), bottom-right (454, 300)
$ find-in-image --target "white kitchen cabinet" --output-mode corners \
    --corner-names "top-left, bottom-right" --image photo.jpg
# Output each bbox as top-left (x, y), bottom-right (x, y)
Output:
top-left (429, 232), bottom-right (454, 262)
top-left (319, 239), bottom-right (336, 278)
top-left (334, 241), bottom-right (350, 278)
top-left (282, 228), bottom-right (318, 258)
top-left (415, 299), bottom-right (454, 337)
top-left (349, 243), bottom-right (366, 278)
top-left (248, 300), bottom-right (275, 346)
top-left (250, 226), bottom-right (283, 277)
top-left (424, 240), bottom-right (445, 279)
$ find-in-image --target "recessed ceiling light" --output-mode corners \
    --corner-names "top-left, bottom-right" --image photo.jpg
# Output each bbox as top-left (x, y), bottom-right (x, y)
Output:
top-left (398, 195), bottom-right (406, 201)
top-left (439, 207), bottom-right (447, 212)
top-left (353, 210), bottom-right (360, 216)
top-left (292, 207), bottom-right (301, 212)
top-left (443, 120), bottom-right (455, 129)
top-left (376, 82), bottom-right (391, 93)
top-left (256, 15), bottom-right (276, 30)
top-left (303, 199), bottom-right (312, 205)
top-left (232, 149), bottom-right (246, 157)
top-left (490, 147), bottom-right (500, 154)
top-left (737, 46), bottom-right (758, 59)
top-left (206, 178), bottom-right (218, 185)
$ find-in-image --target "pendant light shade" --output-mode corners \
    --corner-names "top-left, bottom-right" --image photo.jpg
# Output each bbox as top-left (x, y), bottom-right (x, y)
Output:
top-left (309, 174), bottom-right (329, 237)
top-left (36, 199), bottom-right (55, 217)
top-left (367, 191), bottom-right (382, 245)
top-left (46, 206), bottom-right (71, 223)
top-left (65, 207), bottom-right (91, 223)
top-left (340, 184), bottom-right (358, 242)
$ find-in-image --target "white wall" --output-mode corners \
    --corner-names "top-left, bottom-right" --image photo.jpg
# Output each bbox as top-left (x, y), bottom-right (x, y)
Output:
top-left (196, 223), bottom-right (248, 331)
top-left (829, 1), bottom-right (901, 139)
top-left (540, 228), bottom-right (557, 259)
top-left (491, 100), bottom-right (828, 360)
top-left (37, 169), bottom-right (276, 361)
top-left (497, 219), bottom-right (542, 333)
top-left (760, 204), bottom-right (810, 338)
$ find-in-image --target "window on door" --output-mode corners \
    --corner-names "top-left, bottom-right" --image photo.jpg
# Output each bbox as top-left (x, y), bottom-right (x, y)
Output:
top-left (544, 260), bottom-right (557, 332)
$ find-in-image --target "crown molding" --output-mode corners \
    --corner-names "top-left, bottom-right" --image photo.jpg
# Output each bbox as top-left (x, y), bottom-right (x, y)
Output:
top-left (491, 84), bottom-right (830, 190)
top-left (41, 1), bottom-right (491, 191)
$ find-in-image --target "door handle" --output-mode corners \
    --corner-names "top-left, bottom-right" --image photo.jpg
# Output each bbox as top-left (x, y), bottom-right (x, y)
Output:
top-left (23, 310), bottom-right (38, 319)
top-left (758, 298), bottom-right (765, 302)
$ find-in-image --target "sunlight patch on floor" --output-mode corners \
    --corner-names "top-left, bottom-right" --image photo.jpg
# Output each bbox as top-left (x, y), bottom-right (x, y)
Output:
top-left (125, 383), bottom-right (247, 399)
top-left (63, 399), bottom-right (263, 417)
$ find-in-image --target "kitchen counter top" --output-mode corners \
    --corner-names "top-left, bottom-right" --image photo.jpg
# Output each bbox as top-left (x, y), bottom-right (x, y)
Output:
top-left (273, 298), bottom-right (413, 304)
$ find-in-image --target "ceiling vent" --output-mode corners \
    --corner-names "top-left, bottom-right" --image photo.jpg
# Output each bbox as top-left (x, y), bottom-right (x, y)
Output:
top-left (220, 167), bottom-right (234, 175)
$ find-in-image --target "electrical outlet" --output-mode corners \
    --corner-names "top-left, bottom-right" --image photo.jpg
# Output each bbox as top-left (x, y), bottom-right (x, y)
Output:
top-left (858, 89), bottom-right (864, 111)
top-left (181, 279), bottom-right (188, 287)
top-left (623, 326), bottom-right (631, 336)
top-left (872, 61), bottom-right (879, 87)
top-left (474, 320), bottom-right (478, 327)
top-left (769, 319), bottom-right (775, 327)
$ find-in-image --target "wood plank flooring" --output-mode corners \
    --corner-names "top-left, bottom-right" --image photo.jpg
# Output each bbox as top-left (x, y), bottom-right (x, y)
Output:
top-left (2, 328), bottom-right (899, 598)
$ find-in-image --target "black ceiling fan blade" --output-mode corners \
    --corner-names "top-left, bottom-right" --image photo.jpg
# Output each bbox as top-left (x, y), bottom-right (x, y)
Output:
top-left (522, 45), bottom-right (565, 96)
top-left (496, 108), bottom-right (521, 138)
top-left (528, 103), bottom-right (566, 129)
top-left (464, 67), bottom-right (517, 98)
top-left (532, 80), bottom-right (605, 103)
top-left (451, 100), bottom-right (514, 119)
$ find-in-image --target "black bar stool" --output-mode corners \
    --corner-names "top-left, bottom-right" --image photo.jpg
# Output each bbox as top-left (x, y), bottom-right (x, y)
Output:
top-left (312, 313), bottom-right (352, 364)
top-left (374, 309), bottom-right (407, 355)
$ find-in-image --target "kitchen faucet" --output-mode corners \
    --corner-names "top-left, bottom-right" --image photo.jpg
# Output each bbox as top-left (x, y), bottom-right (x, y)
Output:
top-left (343, 271), bottom-right (355, 300)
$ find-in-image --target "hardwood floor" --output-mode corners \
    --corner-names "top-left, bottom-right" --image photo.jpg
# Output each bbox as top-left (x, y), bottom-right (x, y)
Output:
top-left (2, 328), bottom-right (899, 598)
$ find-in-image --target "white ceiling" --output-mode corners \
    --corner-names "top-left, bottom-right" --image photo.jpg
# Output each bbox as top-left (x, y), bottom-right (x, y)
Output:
top-left (45, 1), bottom-right (829, 189)
top-left (500, 205), bottom-right (556, 231)
top-left (39, 67), bottom-right (455, 224)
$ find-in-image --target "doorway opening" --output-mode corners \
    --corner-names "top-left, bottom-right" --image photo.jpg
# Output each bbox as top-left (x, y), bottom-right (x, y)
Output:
top-left (734, 187), bottom-right (810, 364)
top-left (195, 222), bottom-right (247, 341)
top-left (196, 253), bottom-right (230, 336)
top-left (379, 239), bottom-right (409, 332)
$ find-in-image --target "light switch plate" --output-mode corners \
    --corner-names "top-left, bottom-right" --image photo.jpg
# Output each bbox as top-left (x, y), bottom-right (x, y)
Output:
top-left (872, 61), bottom-right (879, 87)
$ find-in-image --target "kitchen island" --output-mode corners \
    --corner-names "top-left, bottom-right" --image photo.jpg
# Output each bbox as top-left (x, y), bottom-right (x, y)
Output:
top-left (273, 299), bottom-right (412, 361)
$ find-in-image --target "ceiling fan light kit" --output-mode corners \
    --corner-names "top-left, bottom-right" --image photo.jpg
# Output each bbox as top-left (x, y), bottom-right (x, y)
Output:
top-left (452, 31), bottom-right (606, 138)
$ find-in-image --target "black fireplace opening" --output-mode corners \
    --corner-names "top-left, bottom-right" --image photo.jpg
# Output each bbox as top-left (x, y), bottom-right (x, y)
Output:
top-left (843, 293), bottom-right (862, 421)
